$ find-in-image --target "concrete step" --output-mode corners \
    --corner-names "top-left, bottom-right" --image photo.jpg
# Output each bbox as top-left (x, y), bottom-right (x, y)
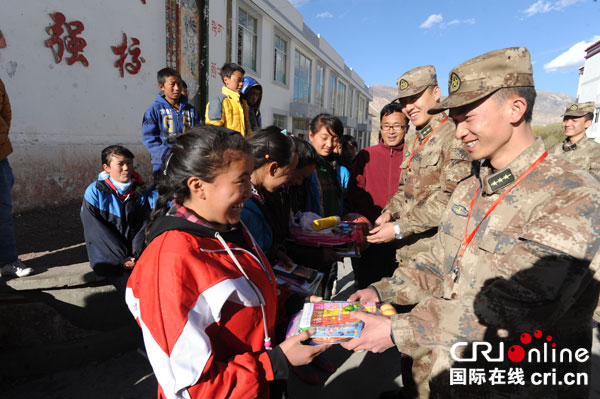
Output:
top-left (0, 262), bottom-right (138, 378)
top-left (0, 262), bottom-right (104, 293)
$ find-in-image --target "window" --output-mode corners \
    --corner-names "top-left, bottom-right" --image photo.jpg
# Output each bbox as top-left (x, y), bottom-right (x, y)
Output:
top-left (357, 131), bottom-right (365, 149)
top-left (293, 51), bottom-right (311, 103)
top-left (336, 81), bottom-right (346, 116)
top-left (238, 8), bottom-right (257, 70)
top-left (315, 65), bottom-right (325, 107)
top-left (329, 75), bottom-right (336, 113)
top-left (358, 97), bottom-right (366, 123)
top-left (273, 35), bottom-right (287, 84)
top-left (273, 113), bottom-right (287, 129)
top-left (292, 118), bottom-right (310, 139)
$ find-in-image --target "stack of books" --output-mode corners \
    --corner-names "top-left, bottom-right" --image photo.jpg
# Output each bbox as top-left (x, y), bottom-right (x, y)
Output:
top-left (287, 301), bottom-right (378, 344)
top-left (272, 262), bottom-right (324, 296)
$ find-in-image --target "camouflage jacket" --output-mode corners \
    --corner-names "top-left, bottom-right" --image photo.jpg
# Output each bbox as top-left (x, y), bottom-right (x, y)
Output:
top-left (381, 112), bottom-right (471, 266)
top-left (548, 136), bottom-right (600, 181)
top-left (550, 136), bottom-right (600, 322)
top-left (380, 139), bottom-right (600, 396)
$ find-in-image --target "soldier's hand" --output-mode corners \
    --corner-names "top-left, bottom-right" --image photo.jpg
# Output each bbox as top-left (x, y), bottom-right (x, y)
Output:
top-left (374, 210), bottom-right (392, 227)
top-left (348, 287), bottom-right (379, 303)
top-left (279, 329), bottom-right (331, 366)
top-left (340, 311), bottom-right (394, 353)
top-left (367, 222), bottom-right (395, 243)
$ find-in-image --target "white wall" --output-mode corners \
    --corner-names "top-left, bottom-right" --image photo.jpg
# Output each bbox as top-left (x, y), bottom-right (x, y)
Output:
top-left (207, 0), bottom-right (293, 128)
top-left (578, 53), bottom-right (600, 139)
top-left (208, 0), bottom-right (371, 132)
top-left (254, 2), bottom-right (294, 128)
top-left (208, 0), bottom-right (228, 99)
top-left (0, 0), bottom-right (166, 210)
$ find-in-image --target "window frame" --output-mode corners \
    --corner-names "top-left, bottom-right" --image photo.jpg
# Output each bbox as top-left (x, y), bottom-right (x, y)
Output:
top-left (336, 80), bottom-right (347, 116)
top-left (273, 113), bottom-right (288, 129)
top-left (273, 34), bottom-right (287, 85)
top-left (315, 64), bottom-right (325, 108)
top-left (292, 117), bottom-right (310, 139)
top-left (293, 50), bottom-right (312, 104)
top-left (237, 7), bottom-right (258, 72)
top-left (329, 74), bottom-right (337, 114)
top-left (358, 96), bottom-right (366, 123)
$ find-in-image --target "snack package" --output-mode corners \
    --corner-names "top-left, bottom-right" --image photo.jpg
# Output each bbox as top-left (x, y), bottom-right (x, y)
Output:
top-left (286, 301), bottom-right (377, 344)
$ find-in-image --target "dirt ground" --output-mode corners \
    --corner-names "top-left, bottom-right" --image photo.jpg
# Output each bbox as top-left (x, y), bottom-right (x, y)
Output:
top-left (13, 201), bottom-right (88, 270)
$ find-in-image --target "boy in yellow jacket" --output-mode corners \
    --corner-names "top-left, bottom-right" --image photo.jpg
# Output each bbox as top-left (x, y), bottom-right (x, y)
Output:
top-left (205, 63), bottom-right (252, 136)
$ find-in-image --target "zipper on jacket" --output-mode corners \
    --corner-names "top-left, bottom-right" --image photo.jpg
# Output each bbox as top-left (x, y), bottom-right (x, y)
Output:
top-left (389, 147), bottom-right (393, 199)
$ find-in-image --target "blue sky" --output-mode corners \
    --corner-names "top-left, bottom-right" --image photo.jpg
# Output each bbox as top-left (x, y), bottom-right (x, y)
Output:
top-left (290, 0), bottom-right (598, 97)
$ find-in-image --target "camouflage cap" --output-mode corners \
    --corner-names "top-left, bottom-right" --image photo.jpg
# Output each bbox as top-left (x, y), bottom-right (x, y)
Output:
top-left (562, 101), bottom-right (595, 117)
top-left (429, 47), bottom-right (534, 114)
top-left (395, 65), bottom-right (438, 99)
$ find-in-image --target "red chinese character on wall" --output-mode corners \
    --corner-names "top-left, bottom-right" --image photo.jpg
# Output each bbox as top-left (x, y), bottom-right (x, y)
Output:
top-left (44, 12), bottom-right (88, 66)
top-left (211, 20), bottom-right (223, 36)
top-left (45, 12), bottom-right (65, 63)
top-left (112, 32), bottom-right (144, 77)
top-left (211, 62), bottom-right (219, 79)
top-left (0, 30), bottom-right (7, 49)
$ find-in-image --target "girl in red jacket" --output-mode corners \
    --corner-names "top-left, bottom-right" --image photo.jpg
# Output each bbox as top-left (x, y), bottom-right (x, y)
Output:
top-left (126, 126), bottom-right (328, 399)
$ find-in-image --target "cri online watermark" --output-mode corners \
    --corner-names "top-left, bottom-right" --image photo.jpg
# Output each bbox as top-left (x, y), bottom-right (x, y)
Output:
top-left (449, 329), bottom-right (589, 386)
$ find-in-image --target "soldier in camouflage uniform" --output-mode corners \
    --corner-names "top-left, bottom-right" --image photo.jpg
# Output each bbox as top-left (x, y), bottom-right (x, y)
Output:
top-left (347, 47), bottom-right (600, 398)
top-left (365, 66), bottom-right (471, 399)
top-left (547, 101), bottom-right (600, 181)
top-left (368, 66), bottom-right (471, 268)
top-left (548, 102), bottom-right (600, 325)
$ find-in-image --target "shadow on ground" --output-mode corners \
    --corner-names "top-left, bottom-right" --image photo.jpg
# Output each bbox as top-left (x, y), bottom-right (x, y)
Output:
top-left (14, 201), bottom-right (87, 268)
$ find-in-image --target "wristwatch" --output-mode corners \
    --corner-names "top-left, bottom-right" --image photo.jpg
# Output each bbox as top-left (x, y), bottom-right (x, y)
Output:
top-left (393, 221), bottom-right (403, 240)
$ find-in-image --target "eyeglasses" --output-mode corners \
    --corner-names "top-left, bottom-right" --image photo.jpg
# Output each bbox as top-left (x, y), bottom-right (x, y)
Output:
top-left (381, 124), bottom-right (408, 132)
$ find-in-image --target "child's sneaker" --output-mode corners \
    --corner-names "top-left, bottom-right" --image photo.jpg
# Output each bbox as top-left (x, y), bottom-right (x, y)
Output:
top-left (0, 260), bottom-right (33, 277)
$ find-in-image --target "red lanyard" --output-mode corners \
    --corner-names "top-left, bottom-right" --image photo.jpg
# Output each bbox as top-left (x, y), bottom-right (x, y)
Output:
top-left (458, 151), bottom-right (548, 257)
top-left (406, 116), bottom-right (449, 168)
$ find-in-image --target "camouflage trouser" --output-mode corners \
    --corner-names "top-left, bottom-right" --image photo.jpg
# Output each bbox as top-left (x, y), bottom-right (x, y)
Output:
top-left (410, 347), bottom-right (432, 399)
